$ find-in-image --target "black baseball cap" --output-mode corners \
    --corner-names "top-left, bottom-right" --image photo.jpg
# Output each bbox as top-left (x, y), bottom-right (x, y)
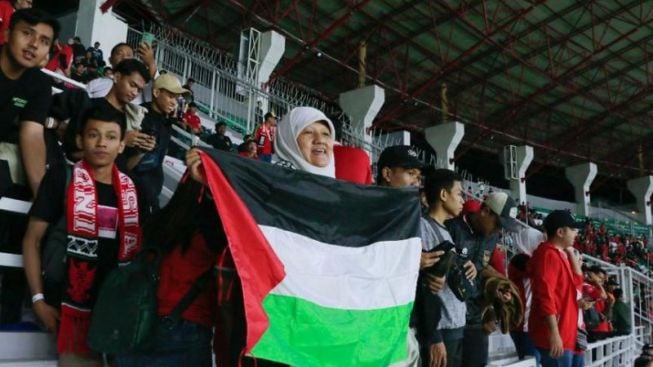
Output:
top-left (264, 112), bottom-right (277, 120)
top-left (377, 145), bottom-right (423, 170)
top-left (543, 210), bottom-right (583, 233)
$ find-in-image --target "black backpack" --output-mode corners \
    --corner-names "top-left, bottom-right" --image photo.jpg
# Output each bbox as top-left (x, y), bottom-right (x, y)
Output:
top-left (41, 164), bottom-right (72, 306)
top-left (87, 247), bottom-right (214, 354)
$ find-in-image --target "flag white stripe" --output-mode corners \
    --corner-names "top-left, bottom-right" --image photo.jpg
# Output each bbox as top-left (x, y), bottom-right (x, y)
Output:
top-left (259, 225), bottom-right (421, 310)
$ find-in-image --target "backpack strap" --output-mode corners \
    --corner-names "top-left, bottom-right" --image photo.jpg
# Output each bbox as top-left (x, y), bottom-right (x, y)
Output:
top-left (54, 163), bottom-right (74, 223)
top-left (160, 266), bottom-right (216, 329)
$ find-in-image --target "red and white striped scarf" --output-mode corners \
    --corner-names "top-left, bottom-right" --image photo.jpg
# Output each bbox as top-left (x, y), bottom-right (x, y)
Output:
top-left (58, 161), bottom-right (141, 355)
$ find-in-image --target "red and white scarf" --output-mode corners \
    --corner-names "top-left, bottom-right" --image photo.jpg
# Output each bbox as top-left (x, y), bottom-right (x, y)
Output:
top-left (58, 161), bottom-right (141, 355)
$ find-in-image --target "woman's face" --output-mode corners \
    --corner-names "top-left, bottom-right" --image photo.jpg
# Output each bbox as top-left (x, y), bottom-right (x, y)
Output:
top-left (296, 121), bottom-right (333, 167)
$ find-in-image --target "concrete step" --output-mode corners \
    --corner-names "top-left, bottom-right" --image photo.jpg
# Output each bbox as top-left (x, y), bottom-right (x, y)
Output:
top-left (0, 360), bottom-right (56, 367)
top-left (0, 331), bottom-right (56, 361)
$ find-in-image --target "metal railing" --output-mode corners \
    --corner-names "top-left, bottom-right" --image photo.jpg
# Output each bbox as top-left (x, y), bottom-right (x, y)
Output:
top-left (584, 334), bottom-right (636, 367)
top-left (125, 25), bottom-right (412, 162)
top-left (126, 26), bottom-right (343, 137)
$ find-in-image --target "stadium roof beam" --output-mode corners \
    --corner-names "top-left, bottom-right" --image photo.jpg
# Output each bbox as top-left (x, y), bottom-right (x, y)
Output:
top-left (453, 0), bottom-right (646, 94)
top-left (267, 0), bottom-right (373, 82)
top-left (519, 33), bottom-right (653, 118)
top-left (373, 0), bottom-right (543, 128)
top-left (525, 83), bottom-right (653, 179)
top-left (451, 5), bottom-right (648, 159)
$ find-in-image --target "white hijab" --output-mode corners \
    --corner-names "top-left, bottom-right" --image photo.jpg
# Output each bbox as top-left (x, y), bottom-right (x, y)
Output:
top-left (274, 106), bottom-right (336, 178)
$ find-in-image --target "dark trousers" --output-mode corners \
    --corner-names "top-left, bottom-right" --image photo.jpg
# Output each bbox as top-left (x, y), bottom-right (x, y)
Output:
top-left (421, 337), bottom-right (463, 367)
top-left (461, 327), bottom-right (488, 367)
top-left (116, 319), bottom-right (213, 367)
top-left (510, 330), bottom-right (540, 360)
top-left (536, 348), bottom-right (573, 367)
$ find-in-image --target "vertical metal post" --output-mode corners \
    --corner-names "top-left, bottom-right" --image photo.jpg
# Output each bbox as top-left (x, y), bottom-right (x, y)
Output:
top-left (209, 70), bottom-right (217, 119)
top-left (358, 40), bottom-right (366, 88)
top-left (441, 83), bottom-right (448, 123)
top-left (247, 88), bottom-right (254, 134)
top-left (183, 56), bottom-right (189, 82)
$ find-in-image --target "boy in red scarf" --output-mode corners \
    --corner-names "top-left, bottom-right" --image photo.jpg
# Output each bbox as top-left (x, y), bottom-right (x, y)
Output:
top-left (23, 103), bottom-right (141, 366)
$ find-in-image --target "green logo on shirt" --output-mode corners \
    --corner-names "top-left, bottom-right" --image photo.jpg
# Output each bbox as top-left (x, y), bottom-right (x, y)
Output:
top-left (12, 97), bottom-right (27, 108)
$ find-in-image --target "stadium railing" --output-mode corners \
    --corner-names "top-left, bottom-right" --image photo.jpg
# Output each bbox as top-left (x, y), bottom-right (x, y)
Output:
top-left (125, 25), bottom-right (408, 159)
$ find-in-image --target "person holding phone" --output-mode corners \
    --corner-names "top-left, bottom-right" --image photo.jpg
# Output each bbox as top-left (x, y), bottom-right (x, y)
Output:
top-left (417, 168), bottom-right (467, 367)
top-left (87, 39), bottom-right (158, 104)
top-left (125, 74), bottom-right (189, 221)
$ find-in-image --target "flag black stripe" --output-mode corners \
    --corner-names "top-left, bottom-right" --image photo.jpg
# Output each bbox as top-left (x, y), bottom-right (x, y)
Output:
top-left (203, 149), bottom-right (421, 247)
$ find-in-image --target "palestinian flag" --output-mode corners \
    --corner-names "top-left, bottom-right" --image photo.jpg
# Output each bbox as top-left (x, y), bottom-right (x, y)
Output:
top-left (199, 149), bottom-right (422, 366)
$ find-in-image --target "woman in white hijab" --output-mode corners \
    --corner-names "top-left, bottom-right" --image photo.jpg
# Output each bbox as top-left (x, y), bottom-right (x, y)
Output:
top-left (273, 106), bottom-right (336, 178)
top-left (185, 106), bottom-right (336, 181)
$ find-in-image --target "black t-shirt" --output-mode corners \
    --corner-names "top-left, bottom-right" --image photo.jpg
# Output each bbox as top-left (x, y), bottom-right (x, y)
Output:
top-left (56, 95), bottom-right (123, 163)
top-left (30, 165), bottom-right (120, 278)
top-left (124, 103), bottom-right (172, 209)
top-left (0, 55), bottom-right (52, 143)
top-left (206, 134), bottom-right (233, 152)
top-left (72, 44), bottom-right (86, 59)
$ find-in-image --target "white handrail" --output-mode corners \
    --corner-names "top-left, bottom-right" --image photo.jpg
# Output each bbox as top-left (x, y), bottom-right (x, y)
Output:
top-left (0, 253), bottom-right (23, 268)
top-left (0, 197), bottom-right (31, 214)
top-left (40, 68), bottom-right (88, 89)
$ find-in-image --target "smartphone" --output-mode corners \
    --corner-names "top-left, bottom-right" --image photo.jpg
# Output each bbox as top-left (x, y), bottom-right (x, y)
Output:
top-left (432, 240), bottom-right (455, 253)
top-left (141, 32), bottom-right (155, 46)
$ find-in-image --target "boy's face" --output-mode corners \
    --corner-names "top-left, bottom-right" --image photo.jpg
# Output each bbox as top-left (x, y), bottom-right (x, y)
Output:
top-left (109, 45), bottom-right (133, 67)
top-left (5, 20), bottom-right (53, 69)
top-left (14, 0), bottom-right (33, 10)
top-left (382, 166), bottom-right (421, 188)
top-left (476, 207), bottom-right (501, 235)
top-left (442, 181), bottom-right (465, 218)
top-left (153, 88), bottom-right (179, 115)
top-left (77, 119), bottom-right (125, 168)
top-left (113, 71), bottom-right (146, 104)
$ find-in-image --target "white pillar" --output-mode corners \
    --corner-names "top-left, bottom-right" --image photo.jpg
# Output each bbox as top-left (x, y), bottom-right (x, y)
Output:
top-left (565, 162), bottom-right (597, 217)
top-left (424, 122), bottom-right (464, 170)
top-left (627, 176), bottom-right (653, 225)
top-left (508, 146), bottom-right (534, 206)
top-left (257, 30), bottom-right (285, 85)
top-left (75, 0), bottom-right (128, 66)
top-left (339, 85), bottom-right (385, 148)
top-left (247, 30), bottom-right (285, 116)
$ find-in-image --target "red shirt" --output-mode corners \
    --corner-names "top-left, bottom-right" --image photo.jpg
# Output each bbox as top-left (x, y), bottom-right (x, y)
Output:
top-left (528, 242), bottom-right (583, 350)
top-left (508, 255), bottom-right (531, 332)
top-left (254, 124), bottom-right (274, 155)
top-left (183, 111), bottom-right (201, 130)
top-left (45, 45), bottom-right (74, 72)
top-left (157, 234), bottom-right (217, 328)
top-left (582, 282), bottom-right (611, 332)
top-left (333, 145), bottom-right (372, 185)
top-left (239, 151), bottom-right (257, 159)
top-left (0, 0), bottom-right (14, 45)
top-left (489, 246), bottom-right (507, 276)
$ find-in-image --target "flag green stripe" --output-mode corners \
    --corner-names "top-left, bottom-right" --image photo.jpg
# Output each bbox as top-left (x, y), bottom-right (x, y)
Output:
top-left (251, 294), bottom-right (413, 367)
